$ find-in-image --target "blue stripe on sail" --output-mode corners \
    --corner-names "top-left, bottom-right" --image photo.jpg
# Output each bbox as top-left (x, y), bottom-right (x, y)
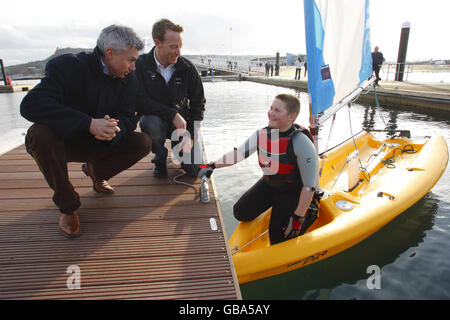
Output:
top-left (359, 0), bottom-right (373, 85)
top-left (304, 0), bottom-right (335, 115)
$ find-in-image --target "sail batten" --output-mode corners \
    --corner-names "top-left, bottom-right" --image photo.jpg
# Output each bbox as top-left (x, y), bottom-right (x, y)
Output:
top-left (304, 0), bottom-right (373, 117)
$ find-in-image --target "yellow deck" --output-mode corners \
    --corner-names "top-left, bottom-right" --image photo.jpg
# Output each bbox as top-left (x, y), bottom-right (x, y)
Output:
top-left (229, 132), bottom-right (449, 284)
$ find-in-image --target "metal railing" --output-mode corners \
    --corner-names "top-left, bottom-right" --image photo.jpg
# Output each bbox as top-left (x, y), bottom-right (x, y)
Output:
top-left (381, 63), bottom-right (414, 81)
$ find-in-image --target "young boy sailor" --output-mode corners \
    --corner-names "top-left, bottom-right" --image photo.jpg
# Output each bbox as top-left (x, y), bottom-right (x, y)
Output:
top-left (199, 93), bottom-right (319, 244)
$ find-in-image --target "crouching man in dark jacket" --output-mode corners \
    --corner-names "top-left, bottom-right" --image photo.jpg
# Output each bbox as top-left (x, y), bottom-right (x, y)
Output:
top-left (136, 19), bottom-right (206, 179)
top-left (20, 25), bottom-right (151, 237)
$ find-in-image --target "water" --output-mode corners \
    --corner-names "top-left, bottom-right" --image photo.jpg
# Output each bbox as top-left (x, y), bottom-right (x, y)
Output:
top-left (2, 80), bottom-right (450, 299)
top-left (201, 81), bottom-right (450, 300)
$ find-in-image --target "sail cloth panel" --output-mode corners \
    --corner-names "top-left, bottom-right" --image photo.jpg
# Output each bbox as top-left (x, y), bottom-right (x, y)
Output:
top-left (304, 0), bottom-right (373, 115)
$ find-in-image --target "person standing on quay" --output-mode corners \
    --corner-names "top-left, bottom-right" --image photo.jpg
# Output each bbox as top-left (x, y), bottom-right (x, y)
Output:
top-left (136, 19), bottom-right (206, 179)
top-left (295, 57), bottom-right (302, 80)
top-left (20, 25), bottom-right (152, 237)
top-left (372, 46), bottom-right (384, 85)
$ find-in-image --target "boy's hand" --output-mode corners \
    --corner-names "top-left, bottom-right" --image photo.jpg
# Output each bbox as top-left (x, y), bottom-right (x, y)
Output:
top-left (283, 214), bottom-right (303, 239)
top-left (197, 163), bottom-right (215, 178)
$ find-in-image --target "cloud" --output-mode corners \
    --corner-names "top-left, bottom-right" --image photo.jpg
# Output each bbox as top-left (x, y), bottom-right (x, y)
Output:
top-left (1, 0), bottom-right (448, 65)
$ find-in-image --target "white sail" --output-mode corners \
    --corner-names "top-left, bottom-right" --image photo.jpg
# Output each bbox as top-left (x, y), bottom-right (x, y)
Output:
top-left (304, 0), bottom-right (373, 116)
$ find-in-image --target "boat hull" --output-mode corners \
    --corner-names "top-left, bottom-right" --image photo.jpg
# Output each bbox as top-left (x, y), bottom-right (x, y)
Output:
top-left (229, 132), bottom-right (449, 284)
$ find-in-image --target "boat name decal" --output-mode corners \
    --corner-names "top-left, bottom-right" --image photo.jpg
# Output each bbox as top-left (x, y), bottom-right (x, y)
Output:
top-left (287, 250), bottom-right (328, 268)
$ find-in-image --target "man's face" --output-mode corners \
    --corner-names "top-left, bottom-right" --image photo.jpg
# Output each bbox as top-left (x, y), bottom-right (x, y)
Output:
top-left (154, 29), bottom-right (183, 67)
top-left (104, 46), bottom-right (139, 78)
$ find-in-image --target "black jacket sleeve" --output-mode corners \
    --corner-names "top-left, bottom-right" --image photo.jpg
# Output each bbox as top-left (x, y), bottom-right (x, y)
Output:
top-left (186, 64), bottom-right (206, 122)
top-left (20, 55), bottom-right (92, 140)
top-left (136, 83), bottom-right (178, 122)
top-left (110, 75), bottom-right (139, 147)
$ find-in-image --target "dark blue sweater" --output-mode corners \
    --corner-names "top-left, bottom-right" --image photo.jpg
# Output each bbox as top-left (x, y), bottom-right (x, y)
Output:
top-left (20, 47), bottom-right (139, 147)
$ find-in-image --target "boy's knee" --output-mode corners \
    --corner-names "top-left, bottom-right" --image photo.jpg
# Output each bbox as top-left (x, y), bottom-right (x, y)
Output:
top-left (233, 202), bottom-right (251, 222)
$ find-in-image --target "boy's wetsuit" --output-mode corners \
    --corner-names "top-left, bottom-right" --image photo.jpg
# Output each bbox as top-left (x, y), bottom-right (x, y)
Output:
top-left (233, 124), bottom-right (318, 245)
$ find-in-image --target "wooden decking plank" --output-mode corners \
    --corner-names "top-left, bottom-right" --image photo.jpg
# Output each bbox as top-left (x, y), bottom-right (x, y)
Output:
top-left (0, 176), bottom-right (200, 189)
top-left (0, 278), bottom-right (238, 300)
top-left (0, 184), bottom-right (198, 199)
top-left (0, 143), bottom-right (241, 300)
top-left (0, 160), bottom-right (182, 172)
top-left (0, 194), bottom-right (214, 211)
top-left (0, 206), bottom-right (219, 227)
top-left (0, 216), bottom-right (223, 242)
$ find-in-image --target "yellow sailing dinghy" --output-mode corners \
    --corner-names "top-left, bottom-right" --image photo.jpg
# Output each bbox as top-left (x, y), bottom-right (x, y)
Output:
top-left (229, 0), bottom-right (449, 285)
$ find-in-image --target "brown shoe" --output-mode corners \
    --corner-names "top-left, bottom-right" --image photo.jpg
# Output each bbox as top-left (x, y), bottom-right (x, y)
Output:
top-left (59, 211), bottom-right (80, 238)
top-left (82, 162), bottom-right (114, 194)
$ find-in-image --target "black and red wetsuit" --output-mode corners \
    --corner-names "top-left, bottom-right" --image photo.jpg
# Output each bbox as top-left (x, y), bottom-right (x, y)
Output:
top-left (233, 124), bottom-right (318, 245)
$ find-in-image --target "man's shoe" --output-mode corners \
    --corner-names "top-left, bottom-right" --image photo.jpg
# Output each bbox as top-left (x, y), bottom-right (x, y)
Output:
top-left (59, 211), bottom-right (80, 238)
top-left (153, 161), bottom-right (168, 178)
top-left (82, 163), bottom-right (114, 194)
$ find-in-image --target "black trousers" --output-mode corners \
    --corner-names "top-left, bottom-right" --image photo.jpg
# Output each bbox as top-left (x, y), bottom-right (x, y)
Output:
top-left (373, 65), bottom-right (381, 84)
top-left (26, 124), bottom-right (151, 214)
top-left (295, 68), bottom-right (301, 80)
top-left (233, 178), bottom-right (301, 245)
top-left (139, 114), bottom-right (204, 177)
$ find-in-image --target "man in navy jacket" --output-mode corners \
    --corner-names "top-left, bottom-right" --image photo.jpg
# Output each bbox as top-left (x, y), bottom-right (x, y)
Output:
top-left (372, 46), bottom-right (384, 85)
top-left (21, 25), bottom-right (151, 237)
top-left (136, 19), bottom-right (206, 179)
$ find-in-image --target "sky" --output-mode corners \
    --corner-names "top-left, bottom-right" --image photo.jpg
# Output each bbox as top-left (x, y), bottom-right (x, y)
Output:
top-left (1, 0), bottom-right (449, 66)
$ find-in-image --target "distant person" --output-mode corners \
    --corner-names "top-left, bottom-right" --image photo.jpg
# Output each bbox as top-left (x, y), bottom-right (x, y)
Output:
top-left (304, 61), bottom-right (307, 78)
top-left (265, 61), bottom-right (270, 76)
top-left (295, 57), bottom-right (302, 80)
top-left (372, 46), bottom-right (384, 85)
top-left (270, 63), bottom-right (274, 76)
top-left (135, 18), bottom-right (206, 179)
top-left (197, 94), bottom-right (319, 245)
top-left (20, 25), bottom-right (151, 237)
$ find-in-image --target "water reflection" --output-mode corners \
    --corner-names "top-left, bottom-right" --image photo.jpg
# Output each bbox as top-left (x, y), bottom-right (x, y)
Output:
top-left (361, 105), bottom-right (399, 136)
top-left (362, 105), bottom-right (377, 131)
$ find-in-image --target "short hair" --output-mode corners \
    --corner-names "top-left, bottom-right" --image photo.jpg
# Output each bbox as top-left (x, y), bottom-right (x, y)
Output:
top-left (275, 93), bottom-right (300, 117)
top-left (97, 24), bottom-right (144, 55)
top-left (152, 18), bottom-right (184, 42)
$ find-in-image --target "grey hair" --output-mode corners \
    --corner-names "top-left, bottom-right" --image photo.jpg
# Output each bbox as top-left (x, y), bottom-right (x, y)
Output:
top-left (97, 24), bottom-right (144, 55)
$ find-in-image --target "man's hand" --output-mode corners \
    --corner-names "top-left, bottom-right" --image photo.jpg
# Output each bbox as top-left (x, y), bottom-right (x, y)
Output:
top-left (180, 137), bottom-right (193, 153)
top-left (172, 113), bottom-right (186, 132)
top-left (89, 115), bottom-right (120, 141)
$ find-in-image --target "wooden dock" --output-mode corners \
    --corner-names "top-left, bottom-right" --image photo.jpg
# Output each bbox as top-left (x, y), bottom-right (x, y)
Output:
top-left (243, 76), bottom-right (450, 113)
top-left (0, 143), bottom-right (241, 299)
top-left (0, 84), bottom-right (36, 93)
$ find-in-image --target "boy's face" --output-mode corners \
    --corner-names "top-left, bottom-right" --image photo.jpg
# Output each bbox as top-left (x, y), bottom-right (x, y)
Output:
top-left (268, 98), bottom-right (296, 131)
